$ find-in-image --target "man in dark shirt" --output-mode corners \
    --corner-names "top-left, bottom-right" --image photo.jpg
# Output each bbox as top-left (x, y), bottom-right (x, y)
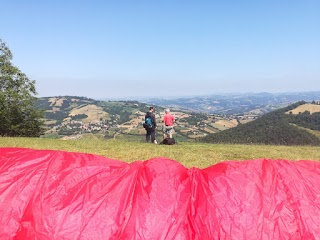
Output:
top-left (144, 106), bottom-right (157, 144)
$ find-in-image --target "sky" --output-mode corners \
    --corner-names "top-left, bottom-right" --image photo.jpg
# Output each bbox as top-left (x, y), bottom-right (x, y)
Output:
top-left (1, 0), bottom-right (319, 99)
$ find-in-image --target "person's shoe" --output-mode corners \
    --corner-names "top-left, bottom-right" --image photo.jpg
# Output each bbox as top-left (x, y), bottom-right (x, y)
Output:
top-left (154, 140), bottom-right (158, 144)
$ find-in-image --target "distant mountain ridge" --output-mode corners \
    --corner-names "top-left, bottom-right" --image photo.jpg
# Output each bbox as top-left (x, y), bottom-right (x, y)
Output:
top-left (142, 91), bottom-right (320, 115)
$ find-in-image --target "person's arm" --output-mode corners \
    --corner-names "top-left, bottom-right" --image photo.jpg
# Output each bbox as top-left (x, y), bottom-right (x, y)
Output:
top-left (152, 114), bottom-right (157, 128)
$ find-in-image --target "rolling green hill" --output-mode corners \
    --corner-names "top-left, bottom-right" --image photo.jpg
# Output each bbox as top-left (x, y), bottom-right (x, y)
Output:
top-left (36, 97), bottom-right (320, 146)
top-left (200, 101), bottom-right (320, 146)
top-left (36, 96), bottom-right (239, 141)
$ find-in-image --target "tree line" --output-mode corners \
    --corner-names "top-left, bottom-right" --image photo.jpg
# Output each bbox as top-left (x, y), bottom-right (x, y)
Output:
top-left (0, 39), bottom-right (43, 137)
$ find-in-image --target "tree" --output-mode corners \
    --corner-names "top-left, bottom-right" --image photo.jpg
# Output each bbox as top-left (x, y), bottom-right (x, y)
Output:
top-left (0, 39), bottom-right (44, 137)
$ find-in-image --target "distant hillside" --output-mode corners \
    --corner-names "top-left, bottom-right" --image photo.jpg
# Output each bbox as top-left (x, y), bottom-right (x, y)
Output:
top-left (200, 101), bottom-right (320, 146)
top-left (36, 96), bottom-right (156, 139)
top-left (36, 96), bottom-right (243, 141)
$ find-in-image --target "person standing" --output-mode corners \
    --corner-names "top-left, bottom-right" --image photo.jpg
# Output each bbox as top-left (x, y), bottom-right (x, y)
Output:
top-left (144, 106), bottom-right (157, 144)
top-left (162, 109), bottom-right (175, 139)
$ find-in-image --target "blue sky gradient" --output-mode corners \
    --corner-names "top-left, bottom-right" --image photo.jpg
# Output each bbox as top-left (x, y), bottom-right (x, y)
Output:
top-left (1, 1), bottom-right (319, 98)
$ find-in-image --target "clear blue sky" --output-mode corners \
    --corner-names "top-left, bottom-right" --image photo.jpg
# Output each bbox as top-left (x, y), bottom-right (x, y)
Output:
top-left (1, 0), bottom-right (319, 99)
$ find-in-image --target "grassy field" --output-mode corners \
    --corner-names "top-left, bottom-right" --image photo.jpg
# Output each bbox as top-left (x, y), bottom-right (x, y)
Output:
top-left (1, 137), bottom-right (320, 168)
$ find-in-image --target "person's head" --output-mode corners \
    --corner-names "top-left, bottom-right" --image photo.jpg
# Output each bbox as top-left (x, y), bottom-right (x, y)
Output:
top-left (149, 106), bottom-right (154, 112)
top-left (165, 109), bottom-right (170, 114)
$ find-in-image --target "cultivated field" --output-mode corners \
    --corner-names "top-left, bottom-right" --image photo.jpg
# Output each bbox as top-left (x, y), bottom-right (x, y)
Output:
top-left (287, 103), bottom-right (320, 114)
top-left (1, 137), bottom-right (320, 168)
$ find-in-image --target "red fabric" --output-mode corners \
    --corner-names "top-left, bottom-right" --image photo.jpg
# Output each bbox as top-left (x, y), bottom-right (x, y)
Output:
top-left (163, 113), bottom-right (175, 126)
top-left (0, 147), bottom-right (320, 239)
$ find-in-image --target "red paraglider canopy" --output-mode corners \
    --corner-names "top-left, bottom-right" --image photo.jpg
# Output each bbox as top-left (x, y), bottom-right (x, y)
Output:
top-left (0, 147), bottom-right (320, 239)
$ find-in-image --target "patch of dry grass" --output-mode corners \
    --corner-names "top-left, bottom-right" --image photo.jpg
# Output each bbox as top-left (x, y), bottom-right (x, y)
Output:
top-left (287, 103), bottom-right (320, 114)
top-left (69, 104), bottom-right (109, 123)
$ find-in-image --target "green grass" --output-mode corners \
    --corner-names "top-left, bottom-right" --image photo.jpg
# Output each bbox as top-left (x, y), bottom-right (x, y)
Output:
top-left (1, 137), bottom-right (320, 168)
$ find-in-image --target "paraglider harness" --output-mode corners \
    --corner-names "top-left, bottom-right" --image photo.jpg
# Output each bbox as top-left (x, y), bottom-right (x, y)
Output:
top-left (160, 138), bottom-right (176, 145)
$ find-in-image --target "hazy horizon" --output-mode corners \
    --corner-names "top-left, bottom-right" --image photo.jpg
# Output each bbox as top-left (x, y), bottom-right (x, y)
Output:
top-left (98, 90), bottom-right (320, 101)
top-left (37, 90), bottom-right (320, 102)
top-left (1, 1), bottom-right (319, 99)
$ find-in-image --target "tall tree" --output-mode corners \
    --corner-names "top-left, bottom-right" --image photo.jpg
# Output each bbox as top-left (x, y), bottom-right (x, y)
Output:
top-left (0, 39), bottom-right (43, 137)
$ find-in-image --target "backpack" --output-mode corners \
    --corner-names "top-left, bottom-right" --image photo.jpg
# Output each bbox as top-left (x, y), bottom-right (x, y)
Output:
top-left (143, 117), bottom-right (153, 129)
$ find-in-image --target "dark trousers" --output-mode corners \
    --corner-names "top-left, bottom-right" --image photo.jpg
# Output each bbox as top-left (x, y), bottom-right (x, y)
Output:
top-left (146, 128), bottom-right (156, 143)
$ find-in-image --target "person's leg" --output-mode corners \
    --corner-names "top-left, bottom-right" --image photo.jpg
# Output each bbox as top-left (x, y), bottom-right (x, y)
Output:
top-left (162, 126), bottom-right (166, 139)
top-left (168, 127), bottom-right (173, 138)
top-left (146, 130), bottom-right (151, 142)
top-left (151, 129), bottom-right (156, 143)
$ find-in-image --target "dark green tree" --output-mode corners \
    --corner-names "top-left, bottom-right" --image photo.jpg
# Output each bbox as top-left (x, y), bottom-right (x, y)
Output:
top-left (0, 39), bottom-right (44, 137)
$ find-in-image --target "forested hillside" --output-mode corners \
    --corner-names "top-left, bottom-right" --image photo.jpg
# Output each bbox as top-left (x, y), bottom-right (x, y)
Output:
top-left (200, 102), bottom-right (320, 146)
